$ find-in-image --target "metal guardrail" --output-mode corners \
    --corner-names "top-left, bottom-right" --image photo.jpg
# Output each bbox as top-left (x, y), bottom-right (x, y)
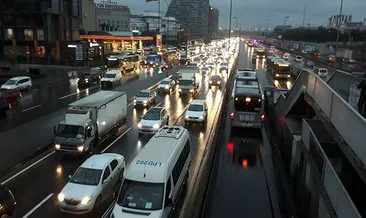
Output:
top-left (275, 68), bottom-right (366, 171)
top-left (302, 120), bottom-right (361, 218)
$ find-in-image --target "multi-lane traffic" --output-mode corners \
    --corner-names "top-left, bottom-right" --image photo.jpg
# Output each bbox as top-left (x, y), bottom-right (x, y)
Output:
top-left (0, 41), bottom-right (236, 217)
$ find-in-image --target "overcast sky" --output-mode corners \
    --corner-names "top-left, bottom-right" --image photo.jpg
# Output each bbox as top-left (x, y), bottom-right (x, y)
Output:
top-left (101, 0), bottom-right (366, 29)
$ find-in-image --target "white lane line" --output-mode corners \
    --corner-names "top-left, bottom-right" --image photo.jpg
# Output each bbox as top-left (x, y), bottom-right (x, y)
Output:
top-left (128, 102), bottom-right (133, 107)
top-left (156, 101), bottom-right (163, 107)
top-left (1, 151), bottom-right (55, 185)
top-left (22, 193), bottom-right (54, 218)
top-left (58, 91), bottom-right (81, 100)
top-left (102, 200), bottom-right (116, 218)
top-left (21, 104), bottom-right (41, 112)
top-left (101, 127), bottom-right (132, 153)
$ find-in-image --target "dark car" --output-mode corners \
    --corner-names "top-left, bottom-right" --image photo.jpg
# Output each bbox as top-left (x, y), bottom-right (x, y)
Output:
top-left (77, 70), bottom-right (103, 88)
top-left (0, 185), bottom-right (16, 217)
top-left (209, 75), bottom-right (222, 88)
top-left (0, 89), bottom-right (22, 104)
top-left (0, 97), bottom-right (9, 116)
top-left (160, 63), bottom-right (173, 72)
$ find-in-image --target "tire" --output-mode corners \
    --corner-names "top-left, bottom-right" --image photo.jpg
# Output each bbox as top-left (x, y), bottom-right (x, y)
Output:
top-left (93, 196), bottom-right (102, 213)
top-left (16, 96), bottom-right (21, 103)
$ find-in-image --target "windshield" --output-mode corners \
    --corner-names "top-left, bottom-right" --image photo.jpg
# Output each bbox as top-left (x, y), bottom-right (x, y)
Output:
top-left (160, 81), bottom-right (170, 85)
top-left (4, 79), bottom-right (16, 85)
top-left (277, 66), bottom-right (290, 73)
top-left (56, 124), bottom-right (84, 138)
top-left (143, 111), bottom-right (161, 120)
top-left (70, 167), bottom-right (102, 186)
top-left (117, 179), bottom-right (164, 211)
top-left (147, 56), bottom-right (158, 62)
top-left (179, 80), bottom-right (193, 86)
top-left (319, 69), bottom-right (327, 73)
top-left (107, 60), bottom-right (120, 68)
top-left (104, 74), bottom-right (116, 78)
top-left (234, 97), bottom-right (262, 112)
top-left (137, 92), bottom-right (149, 98)
top-left (188, 104), bottom-right (204, 111)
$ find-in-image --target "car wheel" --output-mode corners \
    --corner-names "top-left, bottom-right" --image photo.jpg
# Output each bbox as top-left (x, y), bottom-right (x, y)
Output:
top-left (16, 96), bottom-right (21, 103)
top-left (93, 196), bottom-right (102, 212)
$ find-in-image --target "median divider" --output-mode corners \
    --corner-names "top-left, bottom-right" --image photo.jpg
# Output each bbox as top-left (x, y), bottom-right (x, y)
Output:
top-left (179, 54), bottom-right (239, 218)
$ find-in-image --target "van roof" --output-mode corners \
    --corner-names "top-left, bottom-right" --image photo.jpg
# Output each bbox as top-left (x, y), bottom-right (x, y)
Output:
top-left (105, 70), bottom-right (120, 74)
top-left (126, 126), bottom-right (188, 183)
top-left (69, 90), bottom-right (125, 108)
top-left (190, 99), bottom-right (205, 105)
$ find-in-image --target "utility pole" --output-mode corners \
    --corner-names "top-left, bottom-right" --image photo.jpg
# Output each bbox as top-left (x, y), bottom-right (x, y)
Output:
top-left (335, 0), bottom-right (344, 59)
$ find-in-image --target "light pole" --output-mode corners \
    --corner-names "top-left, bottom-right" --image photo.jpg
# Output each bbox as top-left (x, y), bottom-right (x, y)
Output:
top-left (233, 17), bottom-right (238, 37)
top-left (283, 16), bottom-right (290, 47)
top-left (228, 0), bottom-right (233, 50)
top-left (335, 0), bottom-right (344, 60)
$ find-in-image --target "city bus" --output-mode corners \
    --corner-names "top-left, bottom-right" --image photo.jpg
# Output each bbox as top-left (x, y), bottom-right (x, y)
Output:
top-left (267, 58), bottom-right (291, 79)
top-left (105, 53), bottom-right (139, 74)
top-left (163, 49), bottom-right (178, 63)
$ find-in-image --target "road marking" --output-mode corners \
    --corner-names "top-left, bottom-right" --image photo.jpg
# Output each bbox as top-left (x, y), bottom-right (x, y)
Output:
top-left (128, 102), bottom-right (133, 107)
top-left (22, 193), bottom-right (54, 218)
top-left (22, 104), bottom-right (41, 112)
top-left (58, 90), bottom-right (83, 100)
top-left (1, 151), bottom-right (55, 185)
top-left (101, 127), bottom-right (132, 153)
top-left (156, 101), bottom-right (163, 107)
top-left (102, 200), bottom-right (116, 218)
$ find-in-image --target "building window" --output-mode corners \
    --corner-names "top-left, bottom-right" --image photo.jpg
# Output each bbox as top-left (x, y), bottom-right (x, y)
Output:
top-left (37, 29), bottom-right (44, 40)
top-left (24, 29), bottom-right (34, 40)
top-left (4, 29), bottom-right (14, 40)
top-left (37, 46), bottom-right (46, 57)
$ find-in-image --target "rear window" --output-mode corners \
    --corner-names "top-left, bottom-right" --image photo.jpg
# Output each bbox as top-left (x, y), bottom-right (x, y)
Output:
top-left (234, 96), bottom-right (262, 112)
top-left (319, 69), bottom-right (327, 73)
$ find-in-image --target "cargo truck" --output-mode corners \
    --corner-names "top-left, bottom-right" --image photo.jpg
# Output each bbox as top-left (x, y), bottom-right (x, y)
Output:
top-left (54, 90), bottom-right (128, 154)
top-left (177, 67), bottom-right (199, 95)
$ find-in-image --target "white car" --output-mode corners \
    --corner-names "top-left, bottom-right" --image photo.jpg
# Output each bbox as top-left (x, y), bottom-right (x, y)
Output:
top-left (185, 99), bottom-right (208, 126)
top-left (57, 153), bottom-right (125, 214)
top-left (134, 90), bottom-right (157, 107)
top-left (1, 76), bottom-right (32, 91)
top-left (200, 67), bottom-right (210, 74)
top-left (138, 107), bottom-right (169, 135)
top-left (315, 68), bottom-right (328, 77)
top-left (101, 70), bottom-right (121, 88)
top-left (157, 78), bottom-right (175, 93)
top-left (295, 56), bottom-right (303, 62)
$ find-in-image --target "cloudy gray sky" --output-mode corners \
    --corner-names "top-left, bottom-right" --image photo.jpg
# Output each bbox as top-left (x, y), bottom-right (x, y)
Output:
top-left (102, 0), bottom-right (366, 29)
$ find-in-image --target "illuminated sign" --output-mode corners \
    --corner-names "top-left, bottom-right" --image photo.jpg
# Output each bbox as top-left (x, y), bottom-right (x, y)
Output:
top-left (96, 0), bottom-right (129, 10)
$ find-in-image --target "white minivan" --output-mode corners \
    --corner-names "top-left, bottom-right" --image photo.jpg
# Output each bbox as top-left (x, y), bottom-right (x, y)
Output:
top-left (101, 70), bottom-right (121, 89)
top-left (111, 126), bottom-right (191, 218)
top-left (1, 76), bottom-right (32, 91)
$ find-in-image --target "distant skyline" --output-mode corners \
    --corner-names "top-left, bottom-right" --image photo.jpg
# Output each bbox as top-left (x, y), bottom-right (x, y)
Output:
top-left (96, 0), bottom-right (366, 29)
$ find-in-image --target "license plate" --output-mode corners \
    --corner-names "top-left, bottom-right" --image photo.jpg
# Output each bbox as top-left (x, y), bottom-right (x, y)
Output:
top-left (240, 115), bottom-right (254, 121)
top-left (241, 122), bottom-right (253, 127)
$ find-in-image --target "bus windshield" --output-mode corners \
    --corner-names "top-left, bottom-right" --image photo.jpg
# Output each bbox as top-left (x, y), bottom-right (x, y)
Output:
top-left (106, 59), bottom-right (120, 68)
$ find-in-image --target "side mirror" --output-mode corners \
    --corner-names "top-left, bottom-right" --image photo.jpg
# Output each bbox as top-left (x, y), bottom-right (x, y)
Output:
top-left (87, 129), bottom-right (92, 137)
top-left (165, 198), bottom-right (173, 207)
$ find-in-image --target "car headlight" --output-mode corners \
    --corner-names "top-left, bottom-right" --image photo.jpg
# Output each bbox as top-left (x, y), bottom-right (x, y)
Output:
top-left (138, 123), bottom-right (142, 128)
top-left (85, 79), bottom-right (89, 82)
top-left (190, 89), bottom-right (194, 92)
top-left (81, 196), bottom-right (92, 205)
top-left (165, 86), bottom-right (169, 89)
top-left (275, 74), bottom-right (279, 77)
top-left (143, 100), bottom-right (148, 103)
top-left (199, 116), bottom-right (204, 119)
top-left (153, 123), bottom-right (160, 129)
top-left (185, 115), bottom-right (189, 119)
top-left (209, 81), bottom-right (212, 84)
top-left (134, 99), bottom-right (137, 103)
top-left (77, 145), bottom-right (84, 152)
top-left (178, 88), bottom-right (182, 92)
top-left (217, 81), bottom-right (221, 84)
top-left (58, 193), bottom-right (65, 202)
top-left (55, 144), bottom-right (60, 149)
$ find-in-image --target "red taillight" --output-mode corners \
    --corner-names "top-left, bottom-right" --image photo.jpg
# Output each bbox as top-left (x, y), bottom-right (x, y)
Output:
top-left (227, 142), bottom-right (234, 152)
top-left (230, 112), bottom-right (235, 120)
top-left (260, 114), bottom-right (265, 123)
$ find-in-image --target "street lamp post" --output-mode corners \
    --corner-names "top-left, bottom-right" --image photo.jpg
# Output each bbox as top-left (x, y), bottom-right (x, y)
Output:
top-left (335, 0), bottom-right (344, 60)
top-left (228, 0), bottom-right (233, 50)
top-left (282, 16), bottom-right (290, 47)
top-left (233, 16), bottom-right (238, 37)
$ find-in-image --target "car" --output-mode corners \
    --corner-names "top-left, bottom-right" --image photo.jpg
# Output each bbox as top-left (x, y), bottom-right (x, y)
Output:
top-left (184, 99), bottom-right (208, 126)
top-left (0, 88), bottom-right (22, 104)
top-left (100, 70), bottom-right (121, 89)
top-left (342, 58), bottom-right (356, 64)
top-left (209, 75), bottom-right (222, 88)
top-left (77, 70), bottom-right (102, 88)
top-left (219, 62), bottom-right (229, 73)
top-left (1, 76), bottom-right (32, 91)
top-left (57, 153), bottom-right (125, 215)
top-left (160, 63), bottom-right (173, 72)
top-left (295, 56), bottom-right (303, 62)
top-left (138, 107), bottom-right (169, 135)
top-left (0, 185), bottom-right (16, 217)
top-left (134, 89), bottom-right (157, 107)
top-left (157, 78), bottom-right (175, 93)
top-left (314, 68), bottom-right (328, 77)
top-left (306, 61), bottom-right (315, 68)
top-left (282, 53), bottom-right (290, 60)
top-left (111, 126), bottom-right (191, 218)
top-left (200, 67), bottom-right (210, 74)
top-left (328, 55), bottom-right (336, 62)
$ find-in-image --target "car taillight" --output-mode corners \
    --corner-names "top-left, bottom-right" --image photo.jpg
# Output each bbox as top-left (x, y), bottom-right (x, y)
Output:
top-left (227, 142), bottom-right (234, 152)
top-left (230, 112), bottom-right (234, 120)
top-left (260, 114), bottom-right (265, 123)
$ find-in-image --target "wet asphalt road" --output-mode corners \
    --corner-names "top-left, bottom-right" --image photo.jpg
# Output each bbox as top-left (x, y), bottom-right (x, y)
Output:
top-left (0, 68), bottom-right (177, 178)
top-left (203, 43), bottom-right (283, 218)
top-left (1, 60), bottom-right (230, 217)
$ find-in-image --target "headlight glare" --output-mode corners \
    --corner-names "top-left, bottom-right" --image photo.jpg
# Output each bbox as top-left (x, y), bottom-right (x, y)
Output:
top-left (81, 196), bottom-right (92, 205)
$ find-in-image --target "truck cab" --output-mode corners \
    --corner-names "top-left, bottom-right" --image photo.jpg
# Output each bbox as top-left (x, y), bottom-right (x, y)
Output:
top-left (177, 68), bottom-right (199, 96)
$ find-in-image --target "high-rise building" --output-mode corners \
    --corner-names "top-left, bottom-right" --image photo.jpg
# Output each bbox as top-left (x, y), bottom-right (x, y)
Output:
top-left (166, 0), bottom-right (210, 40)
top-left (95, 0), bottom-right (131, 32)
top-left (209, 7), bottom-right (219, 40)
top-left (81, 0), bottom-right (97, 33)
top-left (0, 0), bottom-right (82, 64)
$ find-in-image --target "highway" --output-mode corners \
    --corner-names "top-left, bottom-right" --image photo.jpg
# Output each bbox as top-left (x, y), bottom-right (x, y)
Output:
top-left (0, 68), bottom-right (173, 177)
top-left (0, 57), bottom-right (230, 217)
top-left (202, 42), bottom-right (282, 218)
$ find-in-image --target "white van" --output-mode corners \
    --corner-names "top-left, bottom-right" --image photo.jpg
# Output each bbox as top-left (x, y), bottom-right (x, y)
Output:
top-left (101, 70), bottom-right (121, 88)
top-left (112, 126), bottom-right (191, 218)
